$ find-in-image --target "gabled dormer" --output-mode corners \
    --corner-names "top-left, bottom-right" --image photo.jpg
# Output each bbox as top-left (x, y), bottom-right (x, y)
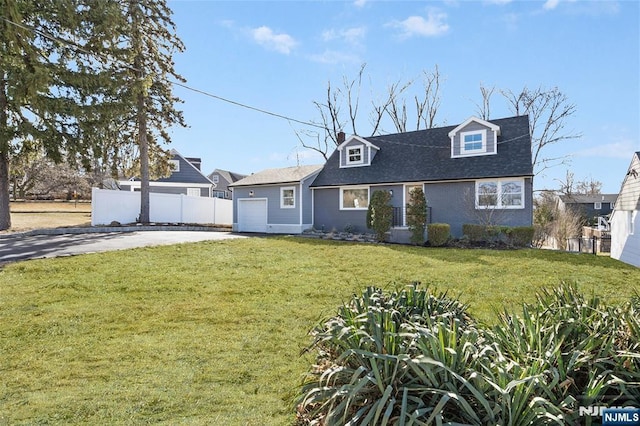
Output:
top-left (448, 116), bottom-right (501, 158)
top-left (337, 136), bottom-right (380, 168)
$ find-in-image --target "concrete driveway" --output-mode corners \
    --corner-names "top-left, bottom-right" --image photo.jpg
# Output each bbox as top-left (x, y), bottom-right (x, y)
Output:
top-left (0, 230), bottom-right (247, 265)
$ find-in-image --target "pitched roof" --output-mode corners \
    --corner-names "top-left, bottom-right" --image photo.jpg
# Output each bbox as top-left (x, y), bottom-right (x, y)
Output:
top-left (208, 169), bottom-right (248, 184)
top-left (311, 115), bottom-right (533, 187)
top-left (230, 164), bottom-right (324, 187)
top-left (559, 194), bottom-right (618, 204)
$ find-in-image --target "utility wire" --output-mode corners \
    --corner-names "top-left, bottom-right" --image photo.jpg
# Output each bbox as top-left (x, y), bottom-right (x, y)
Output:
top-left (0, 15), bottom-right (326, 130)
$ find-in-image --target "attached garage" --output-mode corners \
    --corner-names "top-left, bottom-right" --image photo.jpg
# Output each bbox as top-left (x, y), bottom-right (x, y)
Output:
top-left (237, 198), bottom-right (268, 233)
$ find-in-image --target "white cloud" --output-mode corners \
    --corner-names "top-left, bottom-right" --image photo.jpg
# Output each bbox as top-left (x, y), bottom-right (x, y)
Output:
top-left (387, 11), bottom-right (449, 38)
top-left (353, 0), bottom-right (367, 8)
top-left (308, 49), bottom-right (361, 65)
top-left (543, 0), bottom-right (561, 10)
top-left (485, 0), bottom-right (512, 4)
top-left (573, 140), bottom-right (638, 159)
top-left (322, 27), bottom-right (366, 45)
top-left (251, 26), bottom-right (298, 54)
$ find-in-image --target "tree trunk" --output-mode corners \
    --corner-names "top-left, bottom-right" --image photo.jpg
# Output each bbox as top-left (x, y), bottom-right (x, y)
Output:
top-left (0, 71), bottom-right (11, 230)
top-left (0, 151), bottom-right (10, 230)
top-left (137, 89), bottom-right (150, 224)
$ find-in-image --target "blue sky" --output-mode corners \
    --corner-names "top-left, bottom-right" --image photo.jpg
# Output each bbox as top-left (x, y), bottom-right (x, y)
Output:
top-left (166, 0), bottom-right (639, 193)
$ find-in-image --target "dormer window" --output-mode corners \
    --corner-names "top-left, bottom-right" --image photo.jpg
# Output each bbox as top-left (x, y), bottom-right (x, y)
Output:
top-left (461, 131), bottom-right (486, 154)
top-left (347, 146), bottom-right (363, 165)
top-left (338, 136), bottom-right (380, 168)
top-left (449, 116), bottom-right (500, 158)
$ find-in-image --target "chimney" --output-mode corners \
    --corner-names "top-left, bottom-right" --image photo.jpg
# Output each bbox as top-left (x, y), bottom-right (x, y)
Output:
top-left (337, 131), bottom-right (345, 144)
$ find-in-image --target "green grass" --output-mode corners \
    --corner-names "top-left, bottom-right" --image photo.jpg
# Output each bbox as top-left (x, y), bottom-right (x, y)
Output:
top-left (1, 236), bottom-right (638, 424)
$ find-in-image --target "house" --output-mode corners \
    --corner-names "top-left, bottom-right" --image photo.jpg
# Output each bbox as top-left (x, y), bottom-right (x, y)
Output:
top-left (557, 193), bottom-right (618, 225)
top-left (118, 149), bottom-right (214, 197)
top-left (229, 164), bottom-right (323, 233)
top-left (310, 115), bottom-right (534, 241)
top-left (207, 169), bottom-right (247, 199)
top-left (610, 152), bottom-right (640, 267)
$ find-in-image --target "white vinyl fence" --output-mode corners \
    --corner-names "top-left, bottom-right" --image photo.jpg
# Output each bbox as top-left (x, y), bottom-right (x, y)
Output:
top-left (91, 188), bottom-right (232, 226)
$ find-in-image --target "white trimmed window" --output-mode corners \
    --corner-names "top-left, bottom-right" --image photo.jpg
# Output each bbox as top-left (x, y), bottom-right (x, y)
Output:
top-left (461, 130), bottom-right (486, 155)
top-left (169, 159), bottom-right (180, 172)
top-left (594, 202), bottom-right (602, 210)
top-left (280, 187), bottom-right (295, 208)
top-left (340, 187), bottom-right (369, 210)
top-left (476, 179), bottom-right (524, 209)
top-left (346, 145), bottom-right (364, 165)
top-left (187, 188), bottom-right (200, 197)
top-left (212, 174), bottom-right (219, 183)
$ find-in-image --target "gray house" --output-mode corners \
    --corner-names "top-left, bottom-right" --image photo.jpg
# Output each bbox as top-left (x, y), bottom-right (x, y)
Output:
top-left (310, 115), bottom-right (534, 240)
top-left (118, 149), bottom-right (215, 197)
top-left (229, 164), bottom-right (323, 233)
top-left (207, 169), bottom-right (247, 199)
top-left (557, 193), bottom-right (618, 224)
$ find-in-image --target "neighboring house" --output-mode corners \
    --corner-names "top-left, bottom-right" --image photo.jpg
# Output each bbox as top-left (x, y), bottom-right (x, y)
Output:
top-left (118, 149), bottom-right (214, 197)
top-left (207, 169), bottom-right (247, 199)
top-left (558, 193), bottom-right (618, 224)
top-left (610, 152), bottom-right (640, 267)
top-left (229, 164), bottom-right (323, 233)
top-left (310, 115), bottom-right (534, 241)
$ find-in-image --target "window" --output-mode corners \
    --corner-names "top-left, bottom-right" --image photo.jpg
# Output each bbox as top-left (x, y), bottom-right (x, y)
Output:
top-left (213, 190), bottom-right (226, 199)
top-left (476, 179), bottom-right (524, 209)
top-left (169, 159), bottom-right (180, 172)
top-left (594, 202), bottom-right (602, 210)
top-left (461, 130), bottom-right (486, 154)
top-left (341, 187), bottom-right (369, 210)
top-left (187, 188), bottom-right (200, 197)
top-left (280, 187), bottom-right (295, 208)
top-left (629, 211), bottom-right (636, 236)
top-left (212, 175), bottom-right (219, 184)
top-left (346, 146), bottom-right (363, 165)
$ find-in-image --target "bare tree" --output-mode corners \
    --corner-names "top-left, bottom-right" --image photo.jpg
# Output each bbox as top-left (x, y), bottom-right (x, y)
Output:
top-left (502, 86), bottom-right (580, 175)
top-left (301, 64), bottom-right (443, 159)
top-left (474, 83), bottom-right (495, 120)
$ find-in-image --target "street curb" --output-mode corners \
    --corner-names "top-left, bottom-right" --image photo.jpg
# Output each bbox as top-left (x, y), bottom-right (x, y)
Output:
top-left (0, 225), bottom-right (232, 239)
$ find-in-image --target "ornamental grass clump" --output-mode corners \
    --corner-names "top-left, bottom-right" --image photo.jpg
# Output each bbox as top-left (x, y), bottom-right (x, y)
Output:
top-left (297, 283), bottom-right (639, 425)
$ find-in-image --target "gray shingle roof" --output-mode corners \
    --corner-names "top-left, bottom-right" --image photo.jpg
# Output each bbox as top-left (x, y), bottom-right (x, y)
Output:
top-left (559, 194), bottom-right (618, 204)
top-left (230, 164), bottom-right (324, 187)
top-left (311, 115), bottom-right (533, 187)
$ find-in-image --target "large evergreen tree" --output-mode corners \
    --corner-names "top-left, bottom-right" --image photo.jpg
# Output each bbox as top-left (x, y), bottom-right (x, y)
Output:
top-left (110, 0), bottom-right (186, 224)
top-left (0, 0), bottom-right (124, 229)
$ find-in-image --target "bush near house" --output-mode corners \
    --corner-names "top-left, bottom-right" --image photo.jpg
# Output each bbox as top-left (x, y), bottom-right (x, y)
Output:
top-left (366, 190), bottom-right (393, 242)
top-left (426, 223), bottom-right (450, 247)
top-left (462, 224), bottom-right (534, 247)
top-left (297, 283), bottom-right (640, 425)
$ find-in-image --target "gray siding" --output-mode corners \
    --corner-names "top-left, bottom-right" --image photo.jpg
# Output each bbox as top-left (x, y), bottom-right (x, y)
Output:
top-left (424, 178), bottom-right (533, 237)
top-left (233, 185), bottom-right (301, 225)
top-left (301, 178), bottom-right (315, 224)
top-left (340, 140), bottom-right (372, 167)
top-left (314, 187), bottom-right (368, 233)
top-left (452, 122), bottom-right (497, 157)
top-left (617, 154), bottom-right (640, 211)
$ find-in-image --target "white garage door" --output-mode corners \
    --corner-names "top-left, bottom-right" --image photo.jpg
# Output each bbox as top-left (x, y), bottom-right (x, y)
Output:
top-left (238, 199), bottom-right (267, 233)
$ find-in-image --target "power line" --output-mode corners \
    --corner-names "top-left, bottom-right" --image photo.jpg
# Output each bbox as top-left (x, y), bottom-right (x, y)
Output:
top-left (0, 14), bottom-right (326, 130)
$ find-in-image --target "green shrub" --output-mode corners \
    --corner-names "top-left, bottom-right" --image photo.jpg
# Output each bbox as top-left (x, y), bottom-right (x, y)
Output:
top-left (406, 187), bottom-right (427, 245)
top-left (506, 226), bottom-right (535, 247)
top-left (366, 190), bottom-right (393, 242)
top-left (297, 283), bottom-right (640, 425)
top-left (427, 223), bottom-right (450, 247)
top-left (462, 223), bottom-right (487, 242)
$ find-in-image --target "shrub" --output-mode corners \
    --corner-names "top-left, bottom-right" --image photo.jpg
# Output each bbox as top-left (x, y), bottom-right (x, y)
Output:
top-left (427, 223), bottom-right (450, 247)
top-left (406, 187), bottom-right (427, 245)
top-left (297, 283), bottom-right (640, 425)
top-left (366, 190), bottom-right (393, 242)
top-left (462, 223), bottom-right (487, 242)
top-left (506, 226), bottom-right (535, 247)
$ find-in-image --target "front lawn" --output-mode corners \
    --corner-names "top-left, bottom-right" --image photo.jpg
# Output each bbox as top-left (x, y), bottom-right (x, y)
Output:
top-left (0, 237), bottom-right (638, 424)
